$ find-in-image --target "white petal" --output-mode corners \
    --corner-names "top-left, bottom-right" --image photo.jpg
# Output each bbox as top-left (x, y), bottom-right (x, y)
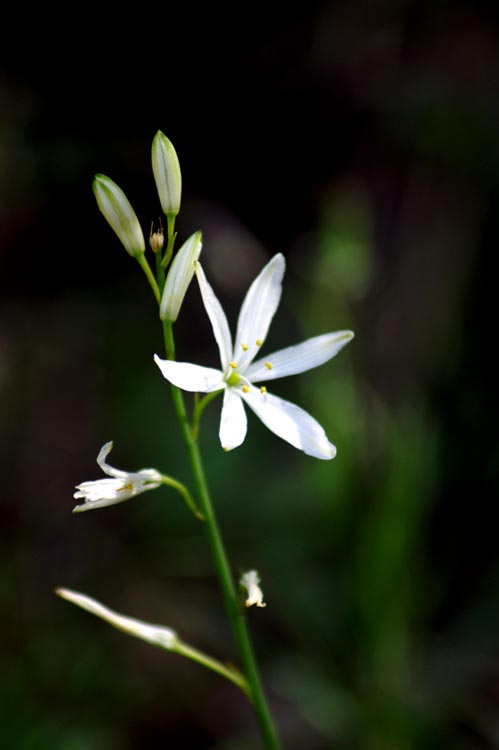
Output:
top-left (56, 588), bottom-right (177, 650)
top-left (195, 262), bottom-right (232, 370)
top-left (95, 441), bottom-right (128, 479)
top-left (234, 254), bottom-right (285, 370)
top-left (219, 389), bottom-right (247, 451)
top-left (240, 387), bottom-right (336, 460)
top-left (154, 355), bottom-right (224, 392)
top-left (246, 331), bottom-right (354, 383)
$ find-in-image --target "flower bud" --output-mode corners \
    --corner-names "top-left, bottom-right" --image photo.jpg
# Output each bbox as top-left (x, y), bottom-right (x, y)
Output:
top-left (152, 131), bottom-right (182, 217)
top-left (149, 220), bottom-right (164, 254)
top-left (93, 174), bottom-right (145, 257)
top-left (160, 231), bottom-right (202, 322)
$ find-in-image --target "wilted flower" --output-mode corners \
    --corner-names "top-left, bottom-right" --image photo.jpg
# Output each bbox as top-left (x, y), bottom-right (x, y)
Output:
top-left (56, 588), bottom-right (178, 649)
top-left (73, 442), bottom-right (163, 512)
top-left (240, 570), bottom-right (266, 608)
top-left (155, 254), bottom-right (354, 459)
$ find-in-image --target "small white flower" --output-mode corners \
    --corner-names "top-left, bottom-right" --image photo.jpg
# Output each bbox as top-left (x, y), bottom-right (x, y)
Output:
top-left (56, 588), bottom-right (177, 650)
top-left (240, 570), bottom-right (266, 608)
top-left (154, 254), bottom-right (354, 459)
top-left (160, 231), bottom-right (203, 322)
top-left (73, 442), bottom-right (163, 513)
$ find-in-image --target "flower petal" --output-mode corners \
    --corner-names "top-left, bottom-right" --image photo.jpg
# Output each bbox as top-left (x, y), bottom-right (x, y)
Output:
top-left (95, 441), bottom-right (128, 479)
top-left (195, 262), bottom-right (232, 370)
top-left (240, 387), bottom-right (336, 459)
top-left (219, 389), bottom-right (247, 451)
top-left (234, 254), bottom-right (285, 370)
top-left (246, 331), bottom-right (354, 383)
top-left (56, 588), bottom-right (177, 650)
top-left (154, 355), bottom-right (224, 392)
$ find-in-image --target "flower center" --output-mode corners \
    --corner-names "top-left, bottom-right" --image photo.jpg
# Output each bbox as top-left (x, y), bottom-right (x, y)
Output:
top-left (226, 371), bottom-right (241, 387)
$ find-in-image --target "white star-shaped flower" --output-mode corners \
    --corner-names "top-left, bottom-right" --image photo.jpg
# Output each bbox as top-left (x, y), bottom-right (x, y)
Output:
top-left (73, 442), bottom-right (163, 512)
top-left (155, 254), bottom-right (353, 459)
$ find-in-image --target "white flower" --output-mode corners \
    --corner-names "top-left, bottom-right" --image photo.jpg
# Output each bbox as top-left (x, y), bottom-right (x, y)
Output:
top-left (56, 588), bottom-right (177, 650)
top-left (155, 254), bottom-right (354, 459)
top-left (73, 442), bottom-right (163, 513)
top-left (240, 570), bottom-right (266, 608)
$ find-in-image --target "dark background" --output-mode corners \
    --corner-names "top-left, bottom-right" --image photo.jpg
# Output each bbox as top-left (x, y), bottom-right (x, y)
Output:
top-left (2, 2), bottom-right (499, 748)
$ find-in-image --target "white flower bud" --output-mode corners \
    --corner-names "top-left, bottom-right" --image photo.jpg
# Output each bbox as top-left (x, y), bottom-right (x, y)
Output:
top-left (56, 588), bottom-right (178, 650)
top-left (160, 231), bottom-right (203, 322)
top-left (152, 131), bottom-right (182, 217)
top-left (93, 174), bottom-right (145, 257)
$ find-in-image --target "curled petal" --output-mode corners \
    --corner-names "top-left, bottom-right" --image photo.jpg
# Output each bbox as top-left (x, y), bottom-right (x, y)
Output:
top-left (219, 390), bottom-right (247, 451)
top-left (246, 331), bottom-right (354, 383)
top-left (234, 254), bottom-right (285, 370)
top-left (154, 356), bottom-right (224, 393)
top-left (240, 387), bottom-right (336, 460)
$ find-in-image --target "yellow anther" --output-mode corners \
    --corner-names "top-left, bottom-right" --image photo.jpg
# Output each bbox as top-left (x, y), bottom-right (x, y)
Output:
top-left (260, 386), bottom-right (267, 394)
top-left (242, 385), bottom-right (250, 393)
top-left (118, 483), bottom-right (134, 492)
top-left (241, 343), bottom-right (248, 351)
top-left (230, 361), bottom-right (237, 369)
top-left (256, 339), bottom-right (262, 346)
top-left (265, 362), bottom-right (273, 370)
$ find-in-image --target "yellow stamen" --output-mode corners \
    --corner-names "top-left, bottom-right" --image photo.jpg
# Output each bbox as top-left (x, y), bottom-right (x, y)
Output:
top-left (265, 362), bottom-right (273, 370)
top-left (118, 483), bottom-right (134, 492)
top-left (260, 386), bottom-right (267, 394)
top-left (241, 343), bottom-right (248, 351)
top-left (242, 385), bottom-right (249, 393)
top-left (230, 361), bottom-right (237, 369)
top-left (256, 339), bottom-right (262, 346)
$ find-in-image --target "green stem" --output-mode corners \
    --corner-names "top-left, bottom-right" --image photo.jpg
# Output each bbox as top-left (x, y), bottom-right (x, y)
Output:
top-left (136, 253), bottom-right (160, 303)
top-left (175, 639), bottom-right (250, 696)
top-left (163, 322), bottom-right (281, 750)
top-left (161, 213), bottom-right (176, 269)
top-left (159, 475), bottom-right (204, 521)
top-left (192, 390), bottom-right (223, 439)
top-left (155, 248), bottom-right (166, 294)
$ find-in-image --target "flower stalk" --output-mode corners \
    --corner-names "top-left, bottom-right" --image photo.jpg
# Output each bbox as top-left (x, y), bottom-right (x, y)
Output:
top-left (163, 322), bottom-right (281, 749)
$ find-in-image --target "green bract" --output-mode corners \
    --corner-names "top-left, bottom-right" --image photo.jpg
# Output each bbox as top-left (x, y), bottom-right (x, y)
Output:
top-left (93, 175), bottom-right (145, 257)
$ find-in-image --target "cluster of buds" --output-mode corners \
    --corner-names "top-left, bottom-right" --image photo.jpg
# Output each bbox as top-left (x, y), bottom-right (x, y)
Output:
top-left (93, 131), bottom-right (198, 322)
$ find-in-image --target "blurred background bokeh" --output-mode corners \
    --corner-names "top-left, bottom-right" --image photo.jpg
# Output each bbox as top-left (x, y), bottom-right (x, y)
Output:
top-left (2, 2), bottom-right (499, 748)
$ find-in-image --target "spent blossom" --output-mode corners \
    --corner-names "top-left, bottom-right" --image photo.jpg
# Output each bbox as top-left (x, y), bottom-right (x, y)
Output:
top-left (73, 442), bottom-right (163, 512)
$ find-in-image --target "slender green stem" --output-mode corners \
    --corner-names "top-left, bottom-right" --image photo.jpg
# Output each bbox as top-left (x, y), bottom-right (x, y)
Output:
top-left (161, 213), bottom-right (176, 269)
top-left (192, 390), bottom-right (223, 439)
top-left (163, 322), bottom-right (281, 750)
top-left (155, 248), bottom-right (166, 294)
top-left (159, 475), bottom-right (204, 521)
top-left (175, 639), bottom-right (250, 696)
top-left (136, 253), bottom-right (160, 302)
